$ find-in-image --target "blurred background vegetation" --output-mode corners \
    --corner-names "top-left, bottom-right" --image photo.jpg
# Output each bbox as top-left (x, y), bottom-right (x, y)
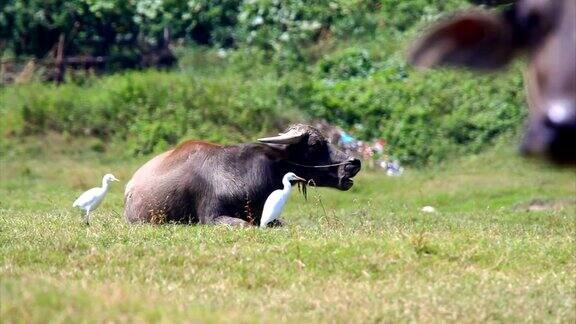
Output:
top-left (0, 0), bottom-right (525, 166)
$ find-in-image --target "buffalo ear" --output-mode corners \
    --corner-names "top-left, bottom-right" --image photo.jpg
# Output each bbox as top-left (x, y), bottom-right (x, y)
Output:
top-left (257, 129), bottom-right (306, 145)
top-left (408, 10), bottom-right (517, 71)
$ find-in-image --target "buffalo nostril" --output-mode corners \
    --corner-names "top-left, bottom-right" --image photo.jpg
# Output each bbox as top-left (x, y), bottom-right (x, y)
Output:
top-left (546, 100), bottom-right (576, 127)
top-left (344, 159), bottom-right (361, 175)
top-left (348, 158), bottom-right (361, 165)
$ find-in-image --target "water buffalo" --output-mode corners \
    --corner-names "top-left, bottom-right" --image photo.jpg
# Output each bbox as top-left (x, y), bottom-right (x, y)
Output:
top-left (409, 0), bottom-right (575, 164)
top-left (124, 124), bottom-right (361, 226)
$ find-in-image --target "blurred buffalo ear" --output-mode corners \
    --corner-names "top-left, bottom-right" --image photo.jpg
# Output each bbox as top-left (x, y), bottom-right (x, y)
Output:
top-left (408, 10), bottom-right (517, 71)
top-left (468, 0), bottom-right (516, 5)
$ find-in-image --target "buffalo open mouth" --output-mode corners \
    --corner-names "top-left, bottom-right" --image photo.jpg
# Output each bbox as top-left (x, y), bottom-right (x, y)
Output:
top-left (338, 159), bottom-right (361, 190)
top-left (521, 122), bottom-right (576, 166)
top-left (339, 177), bottom-right (354, 190)
top-left (337, 159), bottom-right (361, 190)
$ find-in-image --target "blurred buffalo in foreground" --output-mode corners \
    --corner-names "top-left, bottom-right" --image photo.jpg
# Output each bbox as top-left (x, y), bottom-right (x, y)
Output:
top-left (410, 0), bottom-right (575, 165)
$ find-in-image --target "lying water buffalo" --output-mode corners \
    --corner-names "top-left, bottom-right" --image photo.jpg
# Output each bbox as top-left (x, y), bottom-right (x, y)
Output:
top-left (409, 0), bottom-right (575, 164)
top-left (124, 124), bottom-right (361, 226)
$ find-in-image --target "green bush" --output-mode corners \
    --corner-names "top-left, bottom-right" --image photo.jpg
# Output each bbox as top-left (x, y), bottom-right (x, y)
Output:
top-left (377, 0), bottom-right (468, 31)
top-left (0, 69), bottom-right (296, 155)
top-left (300, 51), bottom-right (526, 166)
top-left (316, 48), bottom-right (374, 80)
top-left (1, 42), bottom-right (527, 166)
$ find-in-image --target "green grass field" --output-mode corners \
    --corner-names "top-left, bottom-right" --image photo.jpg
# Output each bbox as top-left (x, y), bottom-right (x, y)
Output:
top-left (1, 135), bottom-right (575, 322)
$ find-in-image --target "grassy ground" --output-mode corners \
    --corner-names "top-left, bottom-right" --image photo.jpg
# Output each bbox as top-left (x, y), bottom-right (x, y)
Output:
top-left (1, 135), bottom-right (575, 323)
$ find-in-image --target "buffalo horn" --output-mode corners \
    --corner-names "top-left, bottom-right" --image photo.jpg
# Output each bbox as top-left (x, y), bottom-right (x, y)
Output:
top-left (257, 129), bottom-right (306, 144)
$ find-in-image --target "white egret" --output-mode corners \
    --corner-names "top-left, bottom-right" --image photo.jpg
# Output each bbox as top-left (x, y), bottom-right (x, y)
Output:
top-left (73, 173), bottom-right (119, 225)
top-left (421, 206), bottom-right (436, 213)
top-left (260, 172), bottom-right (306, 228)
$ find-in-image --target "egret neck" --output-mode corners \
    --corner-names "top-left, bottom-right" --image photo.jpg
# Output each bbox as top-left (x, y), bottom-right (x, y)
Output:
top-left (101, 177), bottom-right (111, 192)
top-left (281, 176), bottom-right (294, 193)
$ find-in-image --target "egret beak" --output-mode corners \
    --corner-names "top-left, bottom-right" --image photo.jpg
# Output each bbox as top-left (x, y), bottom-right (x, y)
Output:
top-left (112, 177), bottom-right (120, 182)
top-left (294, 175), bottom-right (306, 182)
top-left (294, 176), bottom-right (308, 201)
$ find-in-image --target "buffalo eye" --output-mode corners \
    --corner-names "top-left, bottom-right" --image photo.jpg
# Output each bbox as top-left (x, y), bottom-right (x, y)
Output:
top-left (513, 1), bottom-right (557, 46)
top-left (310, 140), bottom-right (327, 151)
top-left (305, 140), bottom-right (328, 159)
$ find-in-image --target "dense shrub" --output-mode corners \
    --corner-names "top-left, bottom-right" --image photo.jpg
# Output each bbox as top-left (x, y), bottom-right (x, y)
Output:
top-left (316, 48), bottom-right (374, 80)
top-left (1, 47), bottom-right (527, 166)
top-left (301, 51), bottom-right (526, 165)
top-left (377, 0), bottom-right (468, 31)
top-left (0, 69), bottom-right (297, 155)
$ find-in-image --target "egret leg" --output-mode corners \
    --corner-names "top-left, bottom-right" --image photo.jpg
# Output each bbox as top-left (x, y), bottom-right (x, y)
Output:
top-left (213, 216), bottom-right (250, 227)
top-left (268, 218), bottom-right (286, 227)
top-left (84, 208), bottom-right (91, 226)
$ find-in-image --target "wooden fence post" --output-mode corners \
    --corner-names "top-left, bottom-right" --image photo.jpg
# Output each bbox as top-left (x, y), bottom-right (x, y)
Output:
top-left (54, 34), bottom-right (65, 84)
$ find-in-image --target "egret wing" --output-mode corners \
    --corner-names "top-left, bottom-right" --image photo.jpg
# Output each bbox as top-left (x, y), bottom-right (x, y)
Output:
top-left (73, 188), bottom-right (101, 208)
top-left (261, 190), bottom-right (288, 226)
